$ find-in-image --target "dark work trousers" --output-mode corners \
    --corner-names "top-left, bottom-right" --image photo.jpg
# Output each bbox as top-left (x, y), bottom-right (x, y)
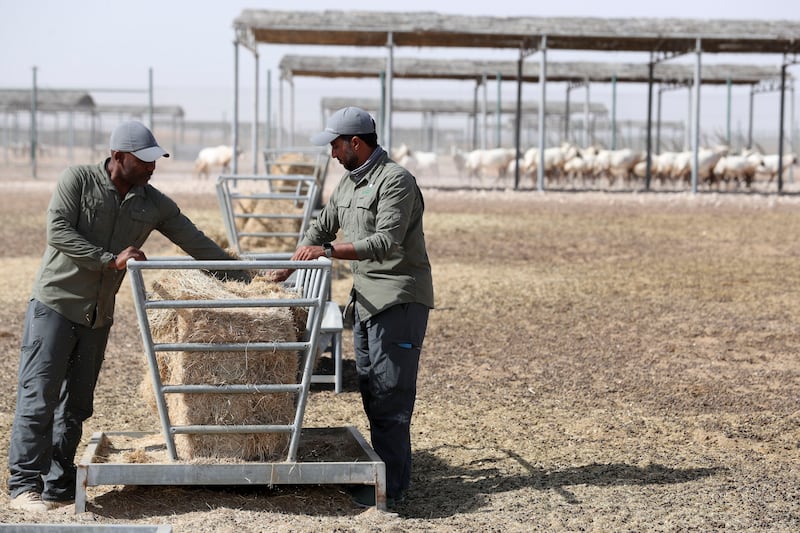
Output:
top-left (8, 299), bottom-right (109, 501)
top-left (353, 302), bottom-right (429, 499)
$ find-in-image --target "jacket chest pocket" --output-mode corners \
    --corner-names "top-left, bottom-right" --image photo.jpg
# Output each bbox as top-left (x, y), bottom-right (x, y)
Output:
top-left (79, 196), bottom-right (115, 237)
top-left (354, 188), bottom-right (378, 232)
top-left (127, 207), bottom-right (160, 244)
top-left (338, 190), bottom-right (377, 239)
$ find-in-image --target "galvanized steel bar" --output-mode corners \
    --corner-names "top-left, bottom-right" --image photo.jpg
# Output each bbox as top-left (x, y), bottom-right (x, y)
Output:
top-left (128, 261), bottom-right (178, 460)
top-left (162, 384), bottom-right (302, 394)
top-left (75, 427), bottom-right (387, 513)
top-left (172, 424), bottom-right (295, 435)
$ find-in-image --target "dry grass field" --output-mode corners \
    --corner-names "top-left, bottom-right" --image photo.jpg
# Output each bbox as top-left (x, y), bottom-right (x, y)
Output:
top-left (1, 156), bottom-right (800, 531)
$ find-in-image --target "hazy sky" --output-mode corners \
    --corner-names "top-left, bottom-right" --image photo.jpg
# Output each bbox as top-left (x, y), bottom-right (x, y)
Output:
top-left (2, 0), bottom-right (797, 139)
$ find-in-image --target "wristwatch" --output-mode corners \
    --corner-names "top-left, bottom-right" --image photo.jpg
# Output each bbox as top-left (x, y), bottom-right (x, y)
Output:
top-left (323, 243), bottom-right (334, 258)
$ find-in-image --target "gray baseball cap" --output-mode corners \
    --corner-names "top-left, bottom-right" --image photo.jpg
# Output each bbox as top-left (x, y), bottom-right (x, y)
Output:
top-left (310, 106), bottom-right (376, 146)
top-left (109, 120), bottom-right (169, 162)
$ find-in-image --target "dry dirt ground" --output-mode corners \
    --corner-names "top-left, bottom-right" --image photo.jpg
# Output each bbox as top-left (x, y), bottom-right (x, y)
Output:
top-left (1, 157), bottom-right (800, 531)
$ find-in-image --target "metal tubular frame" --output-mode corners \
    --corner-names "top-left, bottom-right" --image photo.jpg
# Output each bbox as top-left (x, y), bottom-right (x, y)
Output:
top-left (128, 258), bottom-right (329, 461)
top-left (216, 164), bottom-right (343, 394)
top-left (75, 257), bottom-right (385, 513)
top-left (215, 174), bottom-right (319, 256)
top-left (262, 146), bottom-right (331, 208)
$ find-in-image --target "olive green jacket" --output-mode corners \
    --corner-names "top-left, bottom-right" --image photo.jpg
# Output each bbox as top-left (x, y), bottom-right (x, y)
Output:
top-left (32, 159), bottom-right (235, 328)
top-left (300, 150), bottom-right (434, 320)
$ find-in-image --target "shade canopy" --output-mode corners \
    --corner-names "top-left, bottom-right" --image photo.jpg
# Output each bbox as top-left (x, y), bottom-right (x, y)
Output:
top-left (235, 10), bottom-right (800, 55)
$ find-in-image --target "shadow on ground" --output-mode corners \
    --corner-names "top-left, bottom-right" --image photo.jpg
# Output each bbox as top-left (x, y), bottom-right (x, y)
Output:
top-left (395, 445), bottom-right (724, 519)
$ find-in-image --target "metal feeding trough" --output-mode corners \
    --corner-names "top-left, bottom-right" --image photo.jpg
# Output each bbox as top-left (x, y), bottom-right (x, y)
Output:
top-left (75, 258), bottom-right (385, 513)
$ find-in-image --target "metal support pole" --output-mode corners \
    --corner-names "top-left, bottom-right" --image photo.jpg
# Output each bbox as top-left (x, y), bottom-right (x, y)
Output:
top-left (31, 66), bottom-right (38, 179)
top-left (378, 70), bottom-right (386, 141)
top-left (748, 86), bottom-right (754, 150)
top-left (564, 85), bottom-right (571, 142)
top-left (472, 82), bottom-right (479, 150)
top-left (645, 57), bottom-right (654, 191)
top-left (252, 51), bottom-right (259, 174)
top-left (513, 51), bottom-right (524, 190)
top-left (791, 81), bottom-right (796, 184)
top-left (611, 74), bottom-right (617, 150)
top-left (496, 72), bottom-right (502, 148)
top-left (148, 67), bottom-right (154, 130)
top-left (726, 77), bottom-right (732, 147)
top-left (481, 73), bottom-right (488, 150)
top-left (656, 86), bottom-right (663, 154)
top-left (68, 110), bottom-right (74, 164)
top-left (778, 62), bottom-right (787, 193)
top-left (278, 75), bottom-right (284, 149)
top-left (290, 77), bottom-right (295, 147)
top-left (266, 69), bottom-right (271, 150)
top-left (232, 40), bottom-right (239, 174)
top-left (584, 79), bottom-right (590, 147)
top-left (536, 35), bottom-right (547, 193)
top-left (690, 38), bottom-right (702, 194)
top-left (385, 32), bottom-right (394, 154)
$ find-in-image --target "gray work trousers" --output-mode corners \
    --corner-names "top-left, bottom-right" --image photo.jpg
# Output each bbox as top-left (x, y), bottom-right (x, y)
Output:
top-left (8, 299), bottom-right (109, 501)
top-left (353, 302), bottom-right (429, 499)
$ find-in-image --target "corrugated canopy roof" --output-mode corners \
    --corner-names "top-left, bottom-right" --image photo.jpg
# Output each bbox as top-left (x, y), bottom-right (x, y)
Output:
top-left (235, 10), bottom-right (800, 54)
top-left (320, 97), bottom-right (607, 116)
top-left (95, 104), bottom-right (185, 118)
top-left (0, 89), bottom-right (95, 112)
top-left (280, 55), bottom-right (785, 85)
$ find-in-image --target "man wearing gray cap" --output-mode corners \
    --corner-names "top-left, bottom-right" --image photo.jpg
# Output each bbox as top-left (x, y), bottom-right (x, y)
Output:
top-left (7, 120), bottom-right (247, 513)
top-left (274, 106), bottom-right (434, 508)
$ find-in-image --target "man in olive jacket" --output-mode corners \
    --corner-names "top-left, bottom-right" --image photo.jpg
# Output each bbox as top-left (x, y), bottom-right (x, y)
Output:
top-left (276, 107), bottom-right (434, 508)
top-left (7, 121), bottom-right (245, 513)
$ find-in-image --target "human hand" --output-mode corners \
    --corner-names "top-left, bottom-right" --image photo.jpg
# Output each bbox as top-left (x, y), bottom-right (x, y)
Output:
top-left (264, 269), bottom-right (292, 282)
top-left (291, 245), bottom-right (325, 261)
top-left (113, 246), bottom-right (147, 270)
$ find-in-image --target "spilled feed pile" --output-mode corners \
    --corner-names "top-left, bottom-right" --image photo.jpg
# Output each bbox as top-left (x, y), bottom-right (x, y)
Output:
top-left (142, 270), bottom-right (307, 461)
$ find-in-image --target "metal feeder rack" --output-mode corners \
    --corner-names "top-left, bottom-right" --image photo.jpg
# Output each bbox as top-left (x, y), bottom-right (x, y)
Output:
top-left (262, 147), bottom-right (332, 210)
top-left (215, 173), bottom-right (320, 256)
top-left (75, 258), bottom-right (385, 513)
top-left (216, 173), bottom-right (344, 393)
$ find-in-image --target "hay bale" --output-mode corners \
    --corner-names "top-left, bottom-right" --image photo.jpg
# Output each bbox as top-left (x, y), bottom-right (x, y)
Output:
top-left (269, 152), bottom-right (317, 176)
top-left (236, 198), bottom-right (305, 252)
top-left (143, 269), bottom-right (307, 461)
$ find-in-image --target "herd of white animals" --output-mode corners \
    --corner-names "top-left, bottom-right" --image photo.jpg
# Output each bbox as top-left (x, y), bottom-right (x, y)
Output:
top-left (188, 142), bottom-right (797, 191)
top-left (391, 142), bottom-right (797, 190)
